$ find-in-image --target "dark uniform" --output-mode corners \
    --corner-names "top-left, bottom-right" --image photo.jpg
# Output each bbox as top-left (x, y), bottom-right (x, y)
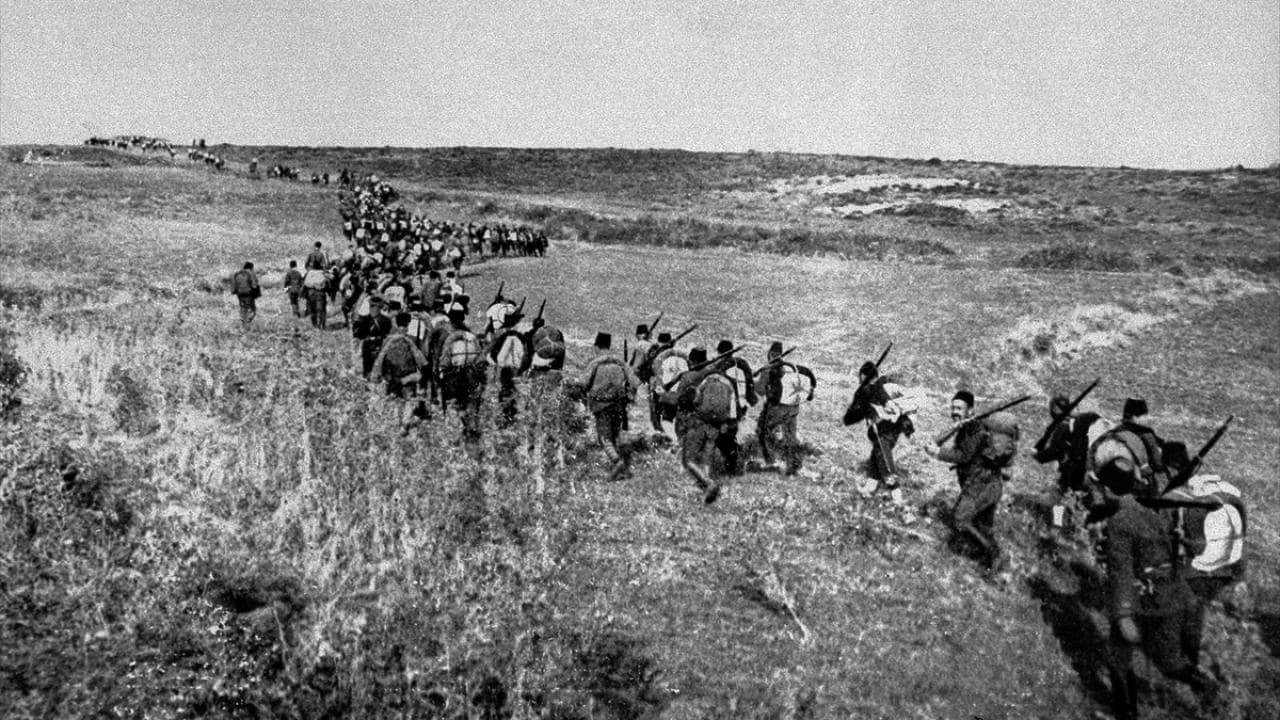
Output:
top-left (936, 419), bottom-right (1009, 569)
top-left (665, 353), bottom-right (722, 504)
top-left (1034, 411), bottom-right (1103, 494)
top-left (842, 372), bottom-right (910, 483)
top-left (486, 317), bottom-right (532, 424)
top-left (712, 346), bottom-right (757, 475)
top-left (283, 266), bottom-right (304, 317)
top-left (1098, 493), bottom-right (1219, 719)
top-left (755, 357), bottom-right (816, 475)
top-left (577, 343), bottom-right (640, 482)
top-left (354, 309), bottom-right (393, 378)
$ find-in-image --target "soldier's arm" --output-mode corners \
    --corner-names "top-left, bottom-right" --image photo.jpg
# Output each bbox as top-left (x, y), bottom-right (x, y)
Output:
top-left (737, 359), bottom-right (759, 405)
top-left (799, 365), bottom-right (817, 400)
top-left (1033, 423), bottom-right (1070, 464)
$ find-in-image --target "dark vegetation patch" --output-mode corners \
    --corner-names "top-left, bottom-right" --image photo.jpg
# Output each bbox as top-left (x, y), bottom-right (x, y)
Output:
top-left (1015, 241), bottom-right (1142, 272)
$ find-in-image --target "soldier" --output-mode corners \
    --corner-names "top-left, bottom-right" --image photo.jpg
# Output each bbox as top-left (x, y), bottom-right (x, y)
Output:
top-left (755, 341), bottom-right (816, 475)
top-left (302, 266), bottom-right (329, 329)
top-left (1033, 393), bottom-right (1106, 497)
top-left (1117, 398), bottom-right (1170, 493)
top-left (353, 297), bottom-right (393, 378)
top-left (711, 339), bottom-right (758, 475)
top-left (1091, 457), bottom-right (1221, 719)
top-left (574, 333), bottom-right (640, 482)
top-left (648, 332), bottom-right (689, 443)
top-left (923, 391), bottom-right (1018, 572)
top-left (283, 260), bottom-right (304, 317)
top-left (486, 311), bottom-right (531, 424)
top-left (229, 262), bottom-right (260, 327)
top-left (371, 312), bottom-right (431, 435)
top-left (664, 347), bottom-right (723, 504)
top-left (842, 361), bottom-right (910, 488)
top-left (436, 307), bottom-right (487, 442)
top-left (306, 242), bottom-right (329, 271)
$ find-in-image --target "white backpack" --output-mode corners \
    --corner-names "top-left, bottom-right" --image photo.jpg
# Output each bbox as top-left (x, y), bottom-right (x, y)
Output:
top-left (495, 334), bottom-right (526, 370)
top-left (659, 353), bottom-right (689, 387)
top-left (778, 365), bottom-right (811, 406)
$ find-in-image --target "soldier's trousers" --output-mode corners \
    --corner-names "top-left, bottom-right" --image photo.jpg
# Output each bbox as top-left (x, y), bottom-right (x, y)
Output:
top-left (496, 367), bottom-right (518, 424)
top-left (867, 422), bottom-right (899, 480)
top-left (237, 296), bottom-right (256, 326)
top-left (288, 290), bottom-right (302, 317)
top-left (306, 291), bottom-right (327, 329)
top-left (592, 401), bottom-right (627, 464)
top-left (715, 418), bottom-right (742, 475)
top-left (361, 339), bottom-right (385, 378)
top-left (953, 477), bottom-right (1003, 561)
top-left (757, 404), bottom-right (801, 473)
top-left (1108, 609), bottom-right (1212, 720)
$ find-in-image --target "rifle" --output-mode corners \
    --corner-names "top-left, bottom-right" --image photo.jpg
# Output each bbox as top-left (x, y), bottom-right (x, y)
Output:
top-left (665, 324), bottom-right (698, 346)
top-left (623, 340), bottom-right (629, 367)
top-left (933, 395), bottom-right (1033, 445)
top-left (874, 342), bottom-right (892, 372)
top-left (662, 344), bottom-right (744, 391)
top-left (1167, 415), bottom-right (1234, 490)
top-left (515, 296), bottom-right (526, 314)
top-left (534, 298), bottom-right (546, 323)
top-left (648, 312), bottom-right (663, 335)
top-left (753, 346), bottom-right (797, 376)
top-left (1033, 378), bottom-right (1100, 453)
top-left (491, 281), bottom-right (505, 306)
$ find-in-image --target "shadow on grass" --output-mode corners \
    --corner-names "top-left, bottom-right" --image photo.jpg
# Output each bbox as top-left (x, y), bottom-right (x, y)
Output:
top-left (1255, 613), bottom-right (1280, 659)
top-left (1027, 566), bottom-right (1113, 706)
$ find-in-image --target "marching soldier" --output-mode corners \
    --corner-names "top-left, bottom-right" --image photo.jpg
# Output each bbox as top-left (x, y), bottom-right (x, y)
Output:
top-left (755, 342), bottom-right (816, 475)
top-left (574, 333), bottom-right (640, 482)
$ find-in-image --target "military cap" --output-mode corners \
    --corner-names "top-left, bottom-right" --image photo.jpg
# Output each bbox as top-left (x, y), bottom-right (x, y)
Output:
top-left (768, 340), bottom-right (784, 355)
top-left (595, 332), bottom-right (612, 349)
top-left (447, 308), bottom-right (467, 324)
top-left (636, 324), bottom-right (648, 335)
top-left (1123, 398), bottom-right (1149, 418)
top-left (953, 390), bottom-right (975, 407)
top-left (689, 347), bottom-right (708, 365)
top-left (657, 332), bottom-right (672, 343)
top-left (1050, 393), bottom-right (1071, 419)
top-left (394, 312), bottom-right (411, 327)
top-left (716, 339), bottom-right (734, 355)
top-left (859, 361), bottom-right (878, 379)
top-left (503, 312), bottom-right (524, 328)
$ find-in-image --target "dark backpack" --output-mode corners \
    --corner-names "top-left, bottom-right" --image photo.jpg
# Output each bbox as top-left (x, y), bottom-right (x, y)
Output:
top-left (443, 330), bottom-right (482, 368)
top-left (587, 358), bottom-right (629, 402)
top-left (381, 335), bottom-right (420, 379)
top-left (231, 270), bottom-right (255, 296)
top-left (695, 372), bottom-right (737, 423)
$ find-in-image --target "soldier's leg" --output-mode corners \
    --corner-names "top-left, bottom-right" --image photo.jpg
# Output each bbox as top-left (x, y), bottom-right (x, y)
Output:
top-left (715, 419), bottom-right (741, 475)
top-left (680, 420), bottom-right (719, 503)
top-left (1107, 627), bottom-right (1140, 720)
top-left (953, 482), bottom-right (1001, 562)
top-left (1141, 611), bottom-right (1219, 698)
top-left (781, 412), bottom-right (801, 475)
top-left (756, 409), bottom-right (776, 465)
top-left (648, 388), bottom-right (664, 432)
top-left (867, 425), bottom-right (888, 479)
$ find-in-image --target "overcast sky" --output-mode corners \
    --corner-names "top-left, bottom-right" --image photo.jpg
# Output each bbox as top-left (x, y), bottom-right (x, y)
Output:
top-left (2, 1), bottom-right (1276, 168)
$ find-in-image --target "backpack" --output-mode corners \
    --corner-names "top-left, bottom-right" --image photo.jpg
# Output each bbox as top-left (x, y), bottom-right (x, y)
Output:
top-left (303, 270), bottom-right (328, 290)
top-left (381, 334), bottom-right (420, 380)
top-left (495, 333), bottom-right (526, 370)
top-left (406, 316), bottom-right (430, 344)
top-left (695, 372), bottom-right (737, 423)
top-left (531, 326), bottom-right (565, 369)
top-left (587, 358), bottom-right (629, 402)
top-left (980, 412), bottom-right (1020, 469)
top-left (443, 330), bottom-right (482, 368)
top-left (1165, 475), bottom-right (1246, 578)
top-left (231, 270), bottom-right (255, 295)
top-left (778, 364), bottom-right (812, 406)
top-left (658, 351), bottom-right (689, 387)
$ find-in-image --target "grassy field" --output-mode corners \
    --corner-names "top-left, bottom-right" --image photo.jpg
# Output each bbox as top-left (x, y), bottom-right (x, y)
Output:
top-left (1, 147), bottom-right (1277, 719)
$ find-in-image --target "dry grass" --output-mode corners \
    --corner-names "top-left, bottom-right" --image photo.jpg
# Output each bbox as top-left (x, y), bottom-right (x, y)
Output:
top-left (1, 151), bottom-right (1277, 719)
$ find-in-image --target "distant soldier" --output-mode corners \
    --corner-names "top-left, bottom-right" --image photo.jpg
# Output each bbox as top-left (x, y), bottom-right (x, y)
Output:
top-left (306, 242), bottom-right (329, 271)
top-left (302, 267), bottom-right (329, 329)
top-left (1090, 457), bottom-right (1221, 720)
top-left (711, 340), bottom-right (758, 475)
top-left (229, 262), bottom-right (260, 327)
top-left (923, 391), bottom-right (1019, 572)
top-left (353, 297), bottom-right (393, 378)
top-left (283, 260), bottom-right (304, 317)
top-left (755, 341), bottom-right (816, 475)
top-left (371, 312), bottom-right (431, 434)
top-left (648, 332), bottom-right (690, 442)
top-left (248, 157), bottom-right (259, 176)
top-left (574, 333), bottom-right (640, 482)
top-left (436, 307), bottom-right (486, 442)
top-left (664, 347), bottom-right (724, 504)
top-left (486, 310), bottom-right (532, 424)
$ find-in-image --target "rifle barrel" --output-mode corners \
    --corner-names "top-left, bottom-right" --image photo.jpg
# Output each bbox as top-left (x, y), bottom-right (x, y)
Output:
top-left (1033, 377), bottom-right (1100, 453)
top-left (874, 342), bottom-right (893, 370)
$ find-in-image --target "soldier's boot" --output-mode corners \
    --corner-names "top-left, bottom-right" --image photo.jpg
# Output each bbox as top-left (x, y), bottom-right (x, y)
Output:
top-left (1108, 666), bottom-right (1139, 720)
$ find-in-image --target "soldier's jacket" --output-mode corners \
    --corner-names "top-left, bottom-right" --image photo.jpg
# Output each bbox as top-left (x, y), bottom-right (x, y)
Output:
top-left (1103, 496), bottom-right (1194, 618)
top-left (1034, 412), bottom-right (1101, 491)
top-left (936, 421), bottom-right (993, 487)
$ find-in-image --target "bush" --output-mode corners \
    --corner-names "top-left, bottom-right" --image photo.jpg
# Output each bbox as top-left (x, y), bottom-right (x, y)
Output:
top-left (1015, 242), bottom-right (1140, 272)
